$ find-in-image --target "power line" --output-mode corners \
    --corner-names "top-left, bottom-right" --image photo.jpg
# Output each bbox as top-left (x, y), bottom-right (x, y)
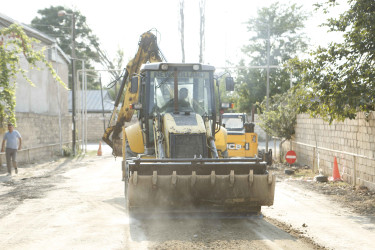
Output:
top-left (31, 24), bottom-right (71, 30)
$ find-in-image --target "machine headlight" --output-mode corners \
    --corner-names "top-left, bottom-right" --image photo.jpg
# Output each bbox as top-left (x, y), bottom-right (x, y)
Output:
top-left (161, 64), bottom-right (169, 70)
top-left (193, 64), bottom-right (200, 71)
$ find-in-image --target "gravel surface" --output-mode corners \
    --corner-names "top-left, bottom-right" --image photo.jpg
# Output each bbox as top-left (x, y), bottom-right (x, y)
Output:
top-left (1, 151), bottom-right (374, 249)
top-left (0, 152), bottom-right (317, 250)
top-left (273, 164), bottom-right (375, 217)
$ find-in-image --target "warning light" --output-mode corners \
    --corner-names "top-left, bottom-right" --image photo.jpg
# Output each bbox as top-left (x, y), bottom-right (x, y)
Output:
top-left (221, 103), bottom-right (235, 109)
top-left (129, 103), bottom-right (142, 110)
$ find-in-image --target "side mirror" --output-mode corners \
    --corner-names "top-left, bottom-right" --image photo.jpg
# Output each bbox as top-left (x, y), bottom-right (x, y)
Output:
top-left (130, 76), bottom-right (139, 93)
top-left (225, 77), bottom-right (235, 91)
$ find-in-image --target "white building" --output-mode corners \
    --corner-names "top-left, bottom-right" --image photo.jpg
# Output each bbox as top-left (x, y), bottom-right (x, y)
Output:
top-left (0, 13), bottom-right (71, 163)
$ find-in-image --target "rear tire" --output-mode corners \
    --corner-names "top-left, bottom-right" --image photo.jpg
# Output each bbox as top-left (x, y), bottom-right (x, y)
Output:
top-left (221, 150), bottom-right (228, 158)
top-left (265, 149), bottom-right (272, 166)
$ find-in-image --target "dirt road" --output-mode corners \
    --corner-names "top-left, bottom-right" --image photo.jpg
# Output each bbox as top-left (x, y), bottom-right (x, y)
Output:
top-left (0, 151), bottom-right (314, 249)
top-left (0, 148), bottom-right (374, 249)
top-left (263, 181), bottom-right (375, 250)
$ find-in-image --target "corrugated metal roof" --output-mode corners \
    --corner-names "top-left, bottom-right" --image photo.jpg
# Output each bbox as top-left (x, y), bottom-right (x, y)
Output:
top-left (69, 90), bottom-right (114, 113)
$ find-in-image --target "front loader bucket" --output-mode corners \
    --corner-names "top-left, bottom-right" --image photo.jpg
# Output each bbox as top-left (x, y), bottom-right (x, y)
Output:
top-left (123, 158), bottom-right (275, 214)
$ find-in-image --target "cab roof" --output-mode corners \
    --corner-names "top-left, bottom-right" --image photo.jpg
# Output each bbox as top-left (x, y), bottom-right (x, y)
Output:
top-left (140, 62), bottom-right (215, 72)
top-left (222, 113), bottom-right (246, 118)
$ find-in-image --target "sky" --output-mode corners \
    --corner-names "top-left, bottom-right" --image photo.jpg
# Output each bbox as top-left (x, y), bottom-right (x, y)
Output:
top-left (1, 0), bottom-right (349, 82)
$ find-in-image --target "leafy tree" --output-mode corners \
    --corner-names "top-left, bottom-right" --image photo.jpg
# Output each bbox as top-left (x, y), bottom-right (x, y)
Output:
top-left (0, 24), bottom-right (65, 127)
top-left (257, 85), bottom-right (307, 140)
top-left (30, 6), bottom-right (119, 89)
top-left (234, 2), bottom-right (308, 114)
top-left (107, 47), bottom-right (126, 101)
top-left (213, 73), bottom-right (236, 114)
top-left (289, 0), bottom-right (375, 123)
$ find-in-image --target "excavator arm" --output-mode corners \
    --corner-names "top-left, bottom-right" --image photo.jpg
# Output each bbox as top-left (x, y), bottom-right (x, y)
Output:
top-left (102, 31), bottom-right (164, 149)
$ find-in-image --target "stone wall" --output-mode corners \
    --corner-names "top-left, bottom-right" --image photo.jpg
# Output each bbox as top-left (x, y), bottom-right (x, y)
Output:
top-left (16, 112), bottom-right (71, 147)
top-left (86, 113), bottom-right (111, 142)
top-left (1, 112), bottom-right (71, 165)
top-left (282, 112), bottom-right (375, 191)
top-left (81, 113), bottom-right (138, 142)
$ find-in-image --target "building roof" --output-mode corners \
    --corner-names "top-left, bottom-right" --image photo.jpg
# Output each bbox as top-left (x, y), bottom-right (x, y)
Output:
top-left (69, 90), bottom-right (115, 113)
top-left (0, 12), bottom-right (70, 64)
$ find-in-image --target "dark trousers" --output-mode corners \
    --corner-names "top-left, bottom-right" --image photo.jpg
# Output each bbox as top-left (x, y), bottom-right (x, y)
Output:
top-left (5, 148), bottom-right (17, 174)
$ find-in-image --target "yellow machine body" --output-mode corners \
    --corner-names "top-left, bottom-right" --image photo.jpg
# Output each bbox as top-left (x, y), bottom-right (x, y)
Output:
top-left (227, 132), bottom-right (258, 157)
top-left (214, 126), bottom-right (228, 157)
top-left (102, 32), bottom-right (275, 214)
top-left (162, 113), bottom-right (207, 158)
top-left (222, 113), bottom-right (259, 158)
top-left (121, 64), bottom-right (275, 214)
top-left (125, 122), bottom-right (144, 154)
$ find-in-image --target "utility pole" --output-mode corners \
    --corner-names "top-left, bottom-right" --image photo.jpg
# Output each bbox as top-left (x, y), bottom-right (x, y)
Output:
top-left (71, 13), bottom-right (77, 156)
top-left (58, 10), bottom-right (77, 155)
top-left (266, 21), bottom-right (270, 153)
top-left (199, 0), bottom-right (206, 63)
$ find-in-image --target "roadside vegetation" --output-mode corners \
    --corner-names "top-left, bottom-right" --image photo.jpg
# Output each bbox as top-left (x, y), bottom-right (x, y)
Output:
top-left (0, 24), bottom-right (65, 127)
top-left (229, 0), bottom-right (374, 141)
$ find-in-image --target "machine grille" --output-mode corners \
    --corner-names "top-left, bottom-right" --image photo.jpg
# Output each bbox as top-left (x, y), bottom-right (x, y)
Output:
top-left (170, 133), bottom-right (208, 158)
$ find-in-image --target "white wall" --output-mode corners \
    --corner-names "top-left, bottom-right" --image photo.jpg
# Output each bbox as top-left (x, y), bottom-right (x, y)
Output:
top-left (15, 49), bottom-right (69, 115)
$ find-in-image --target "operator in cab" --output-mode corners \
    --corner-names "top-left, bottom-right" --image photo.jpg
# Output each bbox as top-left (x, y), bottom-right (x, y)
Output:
top-left (160, 87), bottom-right (191, 112)
top-left (177, 88), bottom-right (190, 108)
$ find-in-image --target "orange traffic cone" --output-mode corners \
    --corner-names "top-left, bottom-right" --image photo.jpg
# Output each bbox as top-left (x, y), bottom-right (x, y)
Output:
top-left (97, 141), bottom-right (102, 156)
top-left (330, 156), bottom-right (341, 181)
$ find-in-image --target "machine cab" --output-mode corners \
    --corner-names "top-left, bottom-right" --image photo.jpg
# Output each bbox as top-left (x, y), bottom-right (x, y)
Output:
top-left (222, 113), bottom-right (246, 135)
top-left (138, 63), bottom-right (217, 149)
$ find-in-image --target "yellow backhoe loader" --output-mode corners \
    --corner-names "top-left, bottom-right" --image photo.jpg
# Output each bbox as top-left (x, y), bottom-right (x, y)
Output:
top-left (222, 113), bottom-right (272, 165)
top-left (103, 31), bottom-right (275, 214)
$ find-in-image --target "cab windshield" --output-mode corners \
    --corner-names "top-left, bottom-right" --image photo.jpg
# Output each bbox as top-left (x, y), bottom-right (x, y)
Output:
top-left (149, 70), bottom-right (213, 115)
top-left (222, 117), bottom-right (244, 131)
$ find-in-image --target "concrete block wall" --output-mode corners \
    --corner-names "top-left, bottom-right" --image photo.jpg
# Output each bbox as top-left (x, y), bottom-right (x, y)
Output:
top-left (15, 112), bottom-right (71, 148)
top-left (282, 112), bottom-right (375, 191)
top-left (84, 113), bottom-right (138, 142)
top-left (85, 113), bottom-right (111, 142)
top-left (1, 112), bottom-right (71, 164)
